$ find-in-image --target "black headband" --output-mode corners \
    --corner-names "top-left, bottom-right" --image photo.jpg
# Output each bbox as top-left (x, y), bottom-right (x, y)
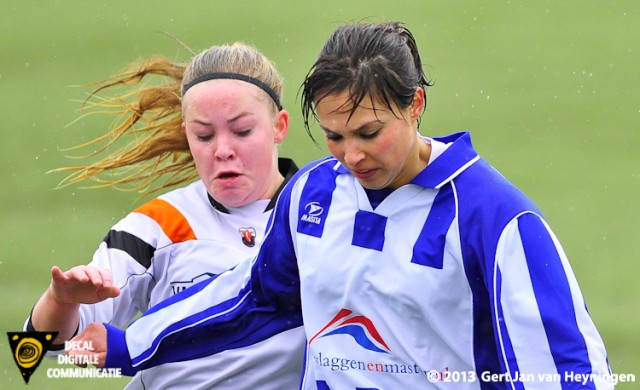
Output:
top-left (181, 72), bottom-right (283, 110)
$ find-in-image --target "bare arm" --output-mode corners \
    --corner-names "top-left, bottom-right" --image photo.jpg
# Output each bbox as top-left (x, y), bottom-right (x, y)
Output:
top-left (31, 265), bottom-right (120, 345)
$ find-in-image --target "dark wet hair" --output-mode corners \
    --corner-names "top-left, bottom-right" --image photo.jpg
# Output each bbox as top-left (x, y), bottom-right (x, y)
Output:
top-left (301, 21), bottom-right (433, 141)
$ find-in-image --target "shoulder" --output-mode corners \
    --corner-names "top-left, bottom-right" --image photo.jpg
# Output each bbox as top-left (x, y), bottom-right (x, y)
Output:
top-left (131, 181), bottom-right (207, 243)
top-left (452, 158), bottom-right (543, 256)
top-left (134, 181), bottom-right (204, 216)
top-left (282, 157), bottom-right (342, 193)
top-left (454, 158), bottom-right (539, 216)
top-left (294, 156), bottom-right (340, 179)
top-left (156, 180), bottom-right (207, 205)
top-left (269, 157), bottom-right (342, 219)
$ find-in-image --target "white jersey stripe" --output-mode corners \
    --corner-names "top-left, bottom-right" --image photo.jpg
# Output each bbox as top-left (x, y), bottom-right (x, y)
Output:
top-left (497, 215), bottom-right (561, 390)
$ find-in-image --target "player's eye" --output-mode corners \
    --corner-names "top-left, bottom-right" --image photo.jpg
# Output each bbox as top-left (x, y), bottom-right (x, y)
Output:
top-left (360, 130), bottom-right (380, 140)
top-left (325, 133), bottom-right (342, 142)
top-left (323, 129), bottom-right (342, 142)
top-left (196, 134), bottom-right (213, 142)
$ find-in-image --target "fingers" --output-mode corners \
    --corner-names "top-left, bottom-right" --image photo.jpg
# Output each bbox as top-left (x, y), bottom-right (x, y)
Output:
top-left (98, 284), bottom-right (121, 300)
top-left (95, 267), bottom-right (114, 288)
top-left (52, 265), bottom-right (113, 288)
top-left (50, 265), bottom-right (64, 279)
top-left (92, 268), bottom-right (120, 299)
top-left (79, 266), bottom-right (106, 287)
top-left (49, 265), bottom-right (120, 303)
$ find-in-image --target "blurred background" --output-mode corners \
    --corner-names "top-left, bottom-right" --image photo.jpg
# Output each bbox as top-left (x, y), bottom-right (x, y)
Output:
top-left (1, 1), bottom-right (638, 388)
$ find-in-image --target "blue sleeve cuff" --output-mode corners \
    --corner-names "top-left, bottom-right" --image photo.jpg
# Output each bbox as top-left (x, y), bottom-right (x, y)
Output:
top-left (103, 323), bottom-right (136, 376)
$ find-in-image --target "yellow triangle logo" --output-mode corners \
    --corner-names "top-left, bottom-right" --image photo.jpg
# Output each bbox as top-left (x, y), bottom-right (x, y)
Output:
top-left (7, 331), bottom-right (58, 384)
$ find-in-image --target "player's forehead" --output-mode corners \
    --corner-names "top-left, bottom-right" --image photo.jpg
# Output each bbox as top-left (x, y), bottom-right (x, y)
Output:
top-left (317, 89), bottom-right (397, 114)
top-left (184, 79), bottom-right (266, 103)
top-left (316, 91), bottom-right (399, 133)
top-left (182, 79), bottom-right (271, 121)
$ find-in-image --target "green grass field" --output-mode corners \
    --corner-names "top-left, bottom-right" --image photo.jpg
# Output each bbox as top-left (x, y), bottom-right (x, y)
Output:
top-left (1, 1), bottom-right (638, 388)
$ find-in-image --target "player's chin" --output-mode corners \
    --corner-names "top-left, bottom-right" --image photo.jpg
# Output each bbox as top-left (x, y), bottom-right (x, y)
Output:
top-left (209, 186), bottom-right (253, 208)
top-left (354, 172), bottom-right (390, 190)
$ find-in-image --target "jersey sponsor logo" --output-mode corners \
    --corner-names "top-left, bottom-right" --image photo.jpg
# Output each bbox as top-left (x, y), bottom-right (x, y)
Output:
top-left (309, 308), bottom-right (390, 353)
top-left (170, 272), bottom-right (216, 295)
top-left (309, 310), bottom-right (440, 382)
top-left (301, 201), bottom-right (324, 225)
top-left (239, 227), bottom-right (256, 247)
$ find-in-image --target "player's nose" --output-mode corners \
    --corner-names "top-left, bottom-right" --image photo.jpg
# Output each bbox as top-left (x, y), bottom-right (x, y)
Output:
top-left (343, 139), bottom-right (366, 166)
top-left (214, 133), bottom-right (236, 161)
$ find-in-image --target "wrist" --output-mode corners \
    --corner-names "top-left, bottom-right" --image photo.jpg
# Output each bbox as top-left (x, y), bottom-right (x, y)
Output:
top-left (45, 285), bottom-right (81, 309)
top-left (30, 288), bottom-right (81, 344)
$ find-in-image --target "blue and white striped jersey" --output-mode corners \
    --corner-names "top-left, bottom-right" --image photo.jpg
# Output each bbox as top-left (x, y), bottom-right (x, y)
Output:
top-left (104, 132), bottom-right (611, 389)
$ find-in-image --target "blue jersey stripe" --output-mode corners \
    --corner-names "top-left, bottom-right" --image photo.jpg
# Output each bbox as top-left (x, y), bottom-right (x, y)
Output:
top-left (133, 287), bottom-right (252, 365)
top-left (411, 132), bottom-right (478, 188)
top-left (134, 286), bottom-right (303, 367)
top-left (411, 184), bottom-right (455, 269)
top-left (518, 214), bottom-right (595, 387)
top-left (297, 164), bottom-right (338, 238)
top-left (460, 255), bottom-right (504, 389)
top-left (141, 268), bottom-right (222, 316)
top-left (352, 210), bottom-right (387, 251)
top-left (151, 304), bottom-right (302, 368)
top-left (316, 381), bottom-right (331, 390)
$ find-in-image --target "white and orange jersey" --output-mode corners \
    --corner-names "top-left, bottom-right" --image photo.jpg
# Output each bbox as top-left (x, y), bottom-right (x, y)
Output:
top-left (39, 159), bottom-right (306, 390)
top-left (89, 179), bottom-right (274, 322)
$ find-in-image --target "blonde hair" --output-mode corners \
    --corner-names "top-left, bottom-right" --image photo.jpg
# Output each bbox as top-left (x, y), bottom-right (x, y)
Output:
top-left (56, 42), bottom-right (283, 196)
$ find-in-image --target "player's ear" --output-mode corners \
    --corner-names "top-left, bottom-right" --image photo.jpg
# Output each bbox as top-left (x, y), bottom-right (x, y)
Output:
top-left (410, 88), bottom-right (425, 121)
top-left (273, 109), bottom-right (289, 144)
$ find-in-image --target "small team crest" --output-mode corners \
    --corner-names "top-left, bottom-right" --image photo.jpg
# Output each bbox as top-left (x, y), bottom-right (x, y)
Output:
top-left (239, 227), bottom-right (256, 247)
top-left (7, 331), bottom-right (58, 384)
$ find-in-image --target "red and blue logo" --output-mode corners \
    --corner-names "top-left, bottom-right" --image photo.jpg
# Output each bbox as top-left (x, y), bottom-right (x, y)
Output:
top-left (309, 309), bottom-right (390, 354)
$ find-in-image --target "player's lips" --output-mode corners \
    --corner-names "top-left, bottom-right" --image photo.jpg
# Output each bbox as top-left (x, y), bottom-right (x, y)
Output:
top-left (214, 171), bottom-right (242, 183)
top-left (352, 168), bottom-right (377, 180)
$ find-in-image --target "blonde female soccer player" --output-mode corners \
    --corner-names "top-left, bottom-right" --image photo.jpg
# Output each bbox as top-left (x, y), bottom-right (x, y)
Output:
top-left (27, 42), bottom-right (305, 389)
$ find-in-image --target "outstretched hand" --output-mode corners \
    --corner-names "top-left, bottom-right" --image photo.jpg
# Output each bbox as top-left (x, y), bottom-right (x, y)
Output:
top-left (66, 322), bottom-right (108, 368)
top-left (50, 265), bottom-right (120, 305)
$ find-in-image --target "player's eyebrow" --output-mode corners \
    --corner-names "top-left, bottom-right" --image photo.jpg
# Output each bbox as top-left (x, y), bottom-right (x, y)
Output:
top-left (318, 119), bottom-right (383, 135)
top-left (189, 111), bottom-right (255, 126)
top-left (226, 111), bottom-right (255, 124)
top-left (190, 118), bottom-right (212, 126)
